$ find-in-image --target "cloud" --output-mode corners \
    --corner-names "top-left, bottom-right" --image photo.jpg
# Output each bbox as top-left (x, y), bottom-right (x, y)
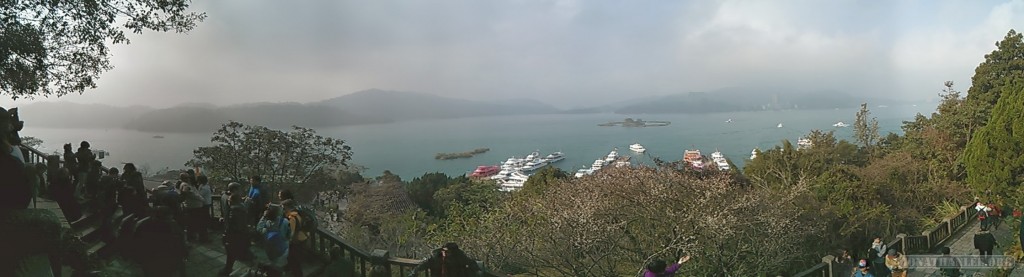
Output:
top-left (9, 0), bottom-right (1024, 108)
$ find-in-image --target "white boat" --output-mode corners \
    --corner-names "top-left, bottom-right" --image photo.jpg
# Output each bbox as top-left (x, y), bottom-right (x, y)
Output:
top-left (605, 148), bottom-right (619, 163)
top-left (725, 119), bottom-right (733, 123)
top-left (521, 159), bottom-right (549, 172)
top-left (797, 138), bottom-right (813, 149)
top-left (629, 143), bottom-right (646, 153)
top-left (711, 151), bottom-right (730, 171)
top-left (750, 148), bottom-right (758, 160)
top-left (777, 123), bottom-right (783, 128)
top-left (591, 159), bottom-right (607, 171)
top-left (574, 168), bottom-right (592, 178)
top-left (498, 171), bottom-right (531, 192)
top-left (833, 121), bottom-right (849, 128)
top-left (543, 152), bottom-right (565, 163)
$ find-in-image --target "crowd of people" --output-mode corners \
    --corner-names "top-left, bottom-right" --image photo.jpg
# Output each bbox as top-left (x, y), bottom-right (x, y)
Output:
top-left (0, 106), bottom-right (495, 277)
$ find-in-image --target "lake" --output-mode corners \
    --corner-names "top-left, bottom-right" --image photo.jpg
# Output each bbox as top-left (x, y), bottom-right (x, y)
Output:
top-left (23, 105), bottom-right (936, 180)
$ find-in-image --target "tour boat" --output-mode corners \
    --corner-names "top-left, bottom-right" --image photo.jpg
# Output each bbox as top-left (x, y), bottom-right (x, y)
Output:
top-left (777, 123), bottom-right (783, 128)
top-left (629, 143), bottom-right (646, 153)
top-left (711, 151), bottom-right (730, 171)
top-left (543, 152), bottom-right (565, 163)
top-left (683, 149), bottom-right (704, 169)
top-left (750, 148), bottom-right (759, 160)
top-left (833, 121), bottom-right (849, 127)
top-left (469, 165), bottom-right (499, 178)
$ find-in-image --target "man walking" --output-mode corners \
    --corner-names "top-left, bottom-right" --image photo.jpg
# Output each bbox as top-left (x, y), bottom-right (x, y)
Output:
top-left (973, 227), bottom-right (998, 265)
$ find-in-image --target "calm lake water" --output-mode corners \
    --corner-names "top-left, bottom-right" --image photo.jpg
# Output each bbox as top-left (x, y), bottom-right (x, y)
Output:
top-left (24, 105), bottom-right (936, 179)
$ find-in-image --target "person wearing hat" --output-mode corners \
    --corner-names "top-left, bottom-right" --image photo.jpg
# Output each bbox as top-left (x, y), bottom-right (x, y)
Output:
top-left (408, 243), bottom-right (481, 277)
top-left (854, 259), bottom-right (875, 277)
top-left (0, 107), bottom-right (31, 210)
top-left (885, 248), bottom-right (908, 277)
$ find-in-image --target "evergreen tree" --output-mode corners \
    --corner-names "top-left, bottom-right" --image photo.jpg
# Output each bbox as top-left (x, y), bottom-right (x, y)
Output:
top-left (853, 103), bottom-right (880, 151)
top-left (965, 30), bottom-right (1024, 126)
top-left (965, 80), bottom-right (1024, 196)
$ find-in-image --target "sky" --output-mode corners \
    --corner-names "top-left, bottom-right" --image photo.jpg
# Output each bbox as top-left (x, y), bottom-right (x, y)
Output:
top-left (8, 0), bottom-right (1024, 108)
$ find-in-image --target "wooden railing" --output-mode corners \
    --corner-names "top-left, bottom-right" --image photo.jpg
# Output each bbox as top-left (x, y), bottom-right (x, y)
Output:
top-left (793, 205), bottom-right (975, 277)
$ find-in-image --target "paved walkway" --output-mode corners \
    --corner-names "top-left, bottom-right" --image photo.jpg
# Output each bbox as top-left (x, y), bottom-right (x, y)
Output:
top-left (909, 217), bottom-right (1023, 277)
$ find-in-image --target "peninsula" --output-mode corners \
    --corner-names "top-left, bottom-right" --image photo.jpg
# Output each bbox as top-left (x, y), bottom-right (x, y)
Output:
top-left (598, 118), bottom-right (671, 127)
top-left (435, 148), bottom-right (490, 160)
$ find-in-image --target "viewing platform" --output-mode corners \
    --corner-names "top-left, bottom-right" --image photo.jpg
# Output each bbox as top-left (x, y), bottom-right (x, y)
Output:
top-left (18, 145), bottom-right (506, 277)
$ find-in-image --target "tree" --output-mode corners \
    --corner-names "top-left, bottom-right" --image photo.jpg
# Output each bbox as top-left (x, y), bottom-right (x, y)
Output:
top-left (405, 172), bottom-right (452, 215)
top-left (446, 167), bottom-right (820, 276)
top-left (2, 0), bottom-right (206, 99)
top-left (965, 30), bottom-right (1024, 123)
top-left (187, 121), bottom-right (352, 185)
top-left (854, 103), bottom-right (880, 151)
top-left (521, 166), bottom-right (568, 195)
top-left (965, 80), bottom-right (1024, 197)
top-left (20, 136), bottom-right (43, 149)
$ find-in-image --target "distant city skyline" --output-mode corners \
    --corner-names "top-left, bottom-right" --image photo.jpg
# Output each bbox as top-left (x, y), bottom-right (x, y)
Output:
top-left (5, 0), bottom-right (1024, 109)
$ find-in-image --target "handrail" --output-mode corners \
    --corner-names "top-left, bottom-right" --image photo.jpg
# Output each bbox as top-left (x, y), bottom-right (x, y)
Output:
top-left (793, 205), bottom-right (975, 277)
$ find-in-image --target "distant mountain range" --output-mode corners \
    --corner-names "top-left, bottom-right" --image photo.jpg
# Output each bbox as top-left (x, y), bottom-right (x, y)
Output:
top-left (15, 87), bottom-right (912, 133)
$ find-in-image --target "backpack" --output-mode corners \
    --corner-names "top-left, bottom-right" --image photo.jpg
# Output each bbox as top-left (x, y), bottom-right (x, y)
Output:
top-left (295, 205), bottom-right (318, 233)
top-left (264, 217), bottom-right (289, 259)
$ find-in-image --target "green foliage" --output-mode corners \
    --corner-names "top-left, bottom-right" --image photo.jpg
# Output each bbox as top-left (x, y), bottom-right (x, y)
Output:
top-left (521, 166), bottom-right (568, 195)
top-left (854, 103), bottom-right (880, 150)
top-left (432, 178), bottom-right (502, 218)
top-left (965, 81), bottom-right (1024, 197)
top-left (187, 121), bottom-right (352, 185)
top-left (966, 30), bottom-right (1024, 120)
top-left (406, 172), bottom-right (453, 215)
top-left (2, 0), bottom-right (206, 99)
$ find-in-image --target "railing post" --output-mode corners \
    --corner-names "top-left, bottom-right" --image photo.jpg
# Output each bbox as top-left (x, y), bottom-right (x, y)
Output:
top-left (921, 230), bottom-right (931, 250)
top-left (897, 233), bottom-right (907, 253)
top-left (370, 249), bottom-right (390, 277)
top-left (822, 255), bottom-right (835, 277)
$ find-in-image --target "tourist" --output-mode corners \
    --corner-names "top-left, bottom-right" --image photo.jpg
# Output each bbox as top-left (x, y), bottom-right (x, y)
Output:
top-left (6, 108), bottom-right (25, 165)
top-left (62, 143), bottom-right (78, 187)
top-left (246, 175), bottom-right (270, 225)
top-left (0, 107), bottom-right (31, 210)
top-left (179, 172), bottom-right (204, 242)
top-left (151, 180), bottom-right (182, 224)
top-left (834, 249), bottom-right (854, 277)
top-left (49, 168), bottom-right (82, 221)
top-left (854, 259), bottom-right (874, 277)
top-left (219, 182), bottom-right (251, 276)
top-left (868, 237), bottom-right (889, 276)
top-left (279, 189), bottom-right (295, 202)
top-left (408, 243), bottom-right (481, 277)
top-left (197, 175), bottom-right (212, 242)
top-left (937, 247), bottom-right (961, 277)
top-left (134, 206), bottom-right (187, 277)
top-left (973, 227), bottom-right (998, 265)
top-left (281, 199), bottom-right (307, 277)
top-left (97, 168), bottom-right (121, 239)
top-left (257, 205), bottom-right (290, 277)
top-left (75, 141), bottom-right (96, 188)
top-left (976, 202), bottom-right (994, 230)
top-left (84, 160), bottom-right (102, 202)
top-left (120, 163), bottom-right (147, 217)
top-left (884, 249), bottom-right (908, 277)
top-left (643, 255), bottom-right (691, 277)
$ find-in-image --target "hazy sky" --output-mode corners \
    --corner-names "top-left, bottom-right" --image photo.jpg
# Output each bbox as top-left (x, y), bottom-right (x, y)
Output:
top-left (8, 0), bottom-right (1024, 108)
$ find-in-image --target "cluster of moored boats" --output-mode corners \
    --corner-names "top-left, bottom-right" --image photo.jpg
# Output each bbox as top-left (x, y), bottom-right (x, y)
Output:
top-left (468, 143), bottom-right (744, 192)
top-left (573, 148), bottom-right (632, 178)
top-left (468, 151), bottom-right (566, 192)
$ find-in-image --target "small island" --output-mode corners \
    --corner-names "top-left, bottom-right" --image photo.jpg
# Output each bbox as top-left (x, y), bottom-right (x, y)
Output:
top-left (598, 118), bottom-right (671, 127)
top-left (436, 148), bottom-right (490, 160)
